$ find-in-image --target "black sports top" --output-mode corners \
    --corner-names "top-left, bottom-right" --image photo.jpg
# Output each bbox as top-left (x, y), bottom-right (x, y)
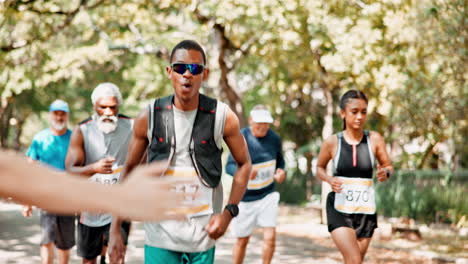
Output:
top-left (333, 130), bottom-right (375, 179)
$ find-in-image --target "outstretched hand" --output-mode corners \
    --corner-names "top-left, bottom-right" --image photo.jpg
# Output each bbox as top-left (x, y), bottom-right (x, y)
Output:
top-left (116, 161), bottom-right (194, 221)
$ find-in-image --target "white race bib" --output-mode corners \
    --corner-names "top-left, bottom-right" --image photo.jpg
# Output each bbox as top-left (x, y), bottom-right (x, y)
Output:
top-left (165, 166), bottom-right (213, 218)
top-left (81, 165), bottom-right (122, 226)
top-left (248, 160), bottom-right (276, 190)
top-left (90, 166), bottom-right (122, 185)
top-left (334, 177), bottom-right (376, 215)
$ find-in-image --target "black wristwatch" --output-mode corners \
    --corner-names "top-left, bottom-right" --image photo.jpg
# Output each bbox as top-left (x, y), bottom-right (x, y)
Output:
top-left (224, 204), bottom-right (239, 218)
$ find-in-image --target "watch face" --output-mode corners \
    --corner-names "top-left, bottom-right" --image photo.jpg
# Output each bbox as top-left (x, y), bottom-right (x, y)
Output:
top-left (227, 204), bottom-right (239, 217)
top-left (231, 205), bottom-right (239, 216)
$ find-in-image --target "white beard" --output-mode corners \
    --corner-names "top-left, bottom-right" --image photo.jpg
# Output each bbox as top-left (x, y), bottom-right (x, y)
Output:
top-left (95, 114), bottom-right (118, 134)
top-left (50, 120), bottom-right (66, 131)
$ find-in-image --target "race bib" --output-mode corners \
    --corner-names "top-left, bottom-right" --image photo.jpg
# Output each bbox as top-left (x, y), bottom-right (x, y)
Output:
top-left (334, 177), bottom-right (376, 215)
top-left (248, 160), bottom-right (276, 190)
top-left (90, 165), bottom-right (122, 185)
top-left (81, 165), bottom-right (122, 226)
top-left (165, 166), bottom-right (213, 218)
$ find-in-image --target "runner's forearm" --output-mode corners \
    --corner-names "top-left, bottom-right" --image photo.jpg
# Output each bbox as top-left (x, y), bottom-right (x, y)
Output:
top-left (317, 166), bottom-right (333, 184)
top-left (67, 163), bottom-right (97, 177)
top-left (227, 161), bottom-right (251, 204)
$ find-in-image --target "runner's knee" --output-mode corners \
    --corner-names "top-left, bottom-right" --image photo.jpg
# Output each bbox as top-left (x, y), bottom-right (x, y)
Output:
top-left (41, 242), bottom-right (54, 249)
top-left (236, 237), bottom-right (250, 248)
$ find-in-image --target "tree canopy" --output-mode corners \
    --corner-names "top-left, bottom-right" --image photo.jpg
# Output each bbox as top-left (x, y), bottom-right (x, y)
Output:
top-left (1, 0), bottom-right (466, 170)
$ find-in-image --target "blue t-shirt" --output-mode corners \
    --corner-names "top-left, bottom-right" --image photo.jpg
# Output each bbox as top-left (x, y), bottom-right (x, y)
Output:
top-left (226, 127), bottom-right (285, 202)
top-left (26, 128), bottom-right (72, 171)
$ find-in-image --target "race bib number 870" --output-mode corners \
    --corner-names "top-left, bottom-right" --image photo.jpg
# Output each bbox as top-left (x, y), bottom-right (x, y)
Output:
top-left (334, 177), bottom-right (376, 215)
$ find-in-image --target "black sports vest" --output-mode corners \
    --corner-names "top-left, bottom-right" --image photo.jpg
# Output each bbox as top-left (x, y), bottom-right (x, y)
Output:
top-left (334, 130), bottom-right (375, 179)
top-left (147, 94), bottom-right (223, 188)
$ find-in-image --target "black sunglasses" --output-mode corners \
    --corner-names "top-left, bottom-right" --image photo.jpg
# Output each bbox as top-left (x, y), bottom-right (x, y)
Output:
top-left (171, 63), bottom-right (205, 75)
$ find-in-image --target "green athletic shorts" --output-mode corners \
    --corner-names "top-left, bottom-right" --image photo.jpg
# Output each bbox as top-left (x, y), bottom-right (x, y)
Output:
top-left (144, 245), bottom-right (215, 264)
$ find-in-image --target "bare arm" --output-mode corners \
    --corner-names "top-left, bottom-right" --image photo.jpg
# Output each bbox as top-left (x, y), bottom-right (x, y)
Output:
top-left (65, 127), bottom-right (114, 177)
top-left (0, 152), bottom-right (185, 220)
top-left (371, 131), bottom-right (393, 182)
top-left (223, 108), bottom-right (251, 206)
top-left (205, 108), bottom-right (252, 239)
top-left (316, 135), bottom-right (343, 193)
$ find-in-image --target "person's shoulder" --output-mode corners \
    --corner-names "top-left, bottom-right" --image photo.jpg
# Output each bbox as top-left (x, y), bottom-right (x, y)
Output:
top-left (118, 113), bottom-right (134, 128)
top-left (322, 133), bottom-right (339, 147)
top-left (239, 127), bottom-right (251, 137)
top-left (267, 129), bottom-right (281, 140)
top-left (32, 129), bottom-right (51, 141)
top-left (64, 129), bottom-right (72, 136)
top-left (79, 117), bottom-right (93, 126)
top-left (215, 99), bottom-right (228, 108)
top-left (368, 130), bottom-right (384, 143)
top-left (118, 113), bottom-right (132, 120)
top-left (200, 93), bottom-right (216, 101)
top-left (118, 114), bottom-right (133, 123)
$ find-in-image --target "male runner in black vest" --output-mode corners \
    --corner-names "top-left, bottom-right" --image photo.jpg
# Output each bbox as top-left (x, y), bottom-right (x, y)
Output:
top-left (108, 40), bottom-right (251, 264)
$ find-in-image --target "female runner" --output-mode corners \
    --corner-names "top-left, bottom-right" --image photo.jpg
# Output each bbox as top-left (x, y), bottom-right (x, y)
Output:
top-left (316, 90), bottom-right (393, 264)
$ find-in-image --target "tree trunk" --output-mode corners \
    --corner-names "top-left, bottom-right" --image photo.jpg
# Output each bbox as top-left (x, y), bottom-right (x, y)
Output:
top-left (13, 116), bottom-right (27, 150)
top-left (321, 88), bottom-right (334, 224)
top-left (192, 8), bottom-right (247, 127)
top-left (304, 151), bottom-right (314, 200)
top-left (0, 103), bottom-right (13, 148)
top-left (214, 25), bottom-right (247, 127)
top-left (418, 142), bottom-right (437, 169)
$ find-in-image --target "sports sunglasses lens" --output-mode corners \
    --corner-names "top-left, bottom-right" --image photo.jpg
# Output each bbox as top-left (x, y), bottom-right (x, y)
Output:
top-left (172, 64), bottom-right (187, 74)
top-left (187, 64), bottom-right (204, 75)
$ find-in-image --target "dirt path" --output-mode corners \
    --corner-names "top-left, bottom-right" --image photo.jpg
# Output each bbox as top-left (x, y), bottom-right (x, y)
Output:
top-left (0, 202), bottom-right (464, 263)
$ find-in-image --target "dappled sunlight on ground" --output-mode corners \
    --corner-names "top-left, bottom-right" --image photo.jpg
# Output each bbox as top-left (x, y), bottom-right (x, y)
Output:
top-left (1, 201), bottom-right (465, 263)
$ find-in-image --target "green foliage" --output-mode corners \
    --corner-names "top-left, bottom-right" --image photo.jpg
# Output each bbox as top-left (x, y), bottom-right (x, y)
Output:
top-left (276, 170), bottom-right (310, 204)
top-left (0, 0), bottom-right (465, 170)
top-left (376, 170), bottom-right (468, 224)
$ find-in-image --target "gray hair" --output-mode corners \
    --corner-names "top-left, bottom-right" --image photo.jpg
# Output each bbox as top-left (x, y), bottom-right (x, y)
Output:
top-left (91, 83), bottom-right (123, 105)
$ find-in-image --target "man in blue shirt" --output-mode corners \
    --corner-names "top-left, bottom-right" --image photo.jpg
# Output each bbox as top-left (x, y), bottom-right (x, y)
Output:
top-left (23, 100), bottom-right (75, 264)
top-left (226, 105), bottom-right (286, 264)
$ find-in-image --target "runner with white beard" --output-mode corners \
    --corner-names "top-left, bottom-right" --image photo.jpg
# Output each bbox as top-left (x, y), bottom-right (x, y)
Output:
top-left (65, 83), bottom-right (132, 264)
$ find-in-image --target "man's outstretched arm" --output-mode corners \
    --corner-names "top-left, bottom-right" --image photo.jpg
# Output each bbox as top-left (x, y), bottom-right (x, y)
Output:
top-left (0, 151), bottom-right (186, 220)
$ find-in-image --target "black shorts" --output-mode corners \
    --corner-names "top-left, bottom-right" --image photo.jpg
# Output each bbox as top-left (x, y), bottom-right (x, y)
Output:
top-left (39, 211), bottom-right (76, 250)
top-left (102, 221), bottom-right (131, 246)
top-left (77, 221), bottom-right (130, 260)
top-left (326, 192), bottom-right (377, 238)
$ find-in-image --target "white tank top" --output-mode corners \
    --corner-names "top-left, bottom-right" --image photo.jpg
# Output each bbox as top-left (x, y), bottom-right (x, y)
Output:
top-left (144, 100), bottom-right (228, 252)
top-left (80, 116), bottom-right (133, 227)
